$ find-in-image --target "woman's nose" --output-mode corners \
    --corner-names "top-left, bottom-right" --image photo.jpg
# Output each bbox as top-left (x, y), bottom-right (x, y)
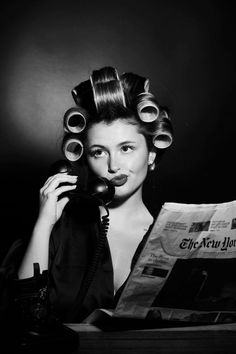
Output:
top-left (108, 153), bottom-right (120, 173)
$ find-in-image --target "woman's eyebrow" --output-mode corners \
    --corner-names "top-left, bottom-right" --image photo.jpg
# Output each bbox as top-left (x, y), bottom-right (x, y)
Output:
top-left (118, 140), bottom-right (136, 146)
top-left (88, 140), bottom-right (137, 149)
top-left (87, 144), bottom-right (106, 149)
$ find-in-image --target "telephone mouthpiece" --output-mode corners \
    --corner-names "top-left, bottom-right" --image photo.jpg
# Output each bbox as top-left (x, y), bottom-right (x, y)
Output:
top-left (87, 177), bottom-right (115, 205)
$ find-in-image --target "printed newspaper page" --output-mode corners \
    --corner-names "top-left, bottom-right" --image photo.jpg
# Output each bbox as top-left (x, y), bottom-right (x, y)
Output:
top-left (114, 200), bottom-right (236, 323)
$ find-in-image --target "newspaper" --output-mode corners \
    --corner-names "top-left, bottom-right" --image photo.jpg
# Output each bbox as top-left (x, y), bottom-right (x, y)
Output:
top-left (114, 200), bottom-right (236, 323)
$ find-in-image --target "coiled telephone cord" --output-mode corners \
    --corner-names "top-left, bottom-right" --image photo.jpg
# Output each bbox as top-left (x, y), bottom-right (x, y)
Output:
top-left (69, 206), bottom-right (110, 319)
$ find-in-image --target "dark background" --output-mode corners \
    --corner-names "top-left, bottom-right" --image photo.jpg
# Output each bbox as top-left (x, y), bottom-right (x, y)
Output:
top-left (0, 0), bottom-right (235, 260)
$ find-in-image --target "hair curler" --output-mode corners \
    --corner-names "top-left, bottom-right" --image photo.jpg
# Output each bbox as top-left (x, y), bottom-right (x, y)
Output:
top-left (90, 67), bottom-right (126, 112)
top-left (152, 130), bottom-right (173, 149)
top-left (63, 107), bottom-right (87, 134)
top-left (90, 79), bottom-right (126, 112)
top-left (137, 92), bottom-right (159, 122)
top-left (152, 111), bottom-right (173, 149)
top-left (62, 134), bottom-right (84, 161)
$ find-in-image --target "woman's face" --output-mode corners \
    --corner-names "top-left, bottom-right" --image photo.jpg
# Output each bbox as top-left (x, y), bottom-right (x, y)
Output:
top-left (85, 119), bottom-right (155, 201)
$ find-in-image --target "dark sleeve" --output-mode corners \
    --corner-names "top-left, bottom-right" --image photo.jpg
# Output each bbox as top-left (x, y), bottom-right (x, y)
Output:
top-left (48, 200), bottom-right (114, 322)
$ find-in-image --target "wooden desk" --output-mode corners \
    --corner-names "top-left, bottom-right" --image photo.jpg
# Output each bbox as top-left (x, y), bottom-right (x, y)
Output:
top-left (66, 322), bottom-right (236, 354)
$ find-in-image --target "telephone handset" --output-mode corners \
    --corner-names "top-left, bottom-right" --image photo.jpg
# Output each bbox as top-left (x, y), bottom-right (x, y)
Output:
top-left (48, 159), bottom-right (115, 206)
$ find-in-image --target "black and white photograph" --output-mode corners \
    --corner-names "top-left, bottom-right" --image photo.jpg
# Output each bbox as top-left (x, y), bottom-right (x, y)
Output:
top-left (0, 1), bottom-right (235, 353)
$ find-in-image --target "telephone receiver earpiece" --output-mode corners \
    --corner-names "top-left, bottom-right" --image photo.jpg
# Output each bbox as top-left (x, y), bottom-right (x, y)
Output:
top-left (48, 160), bottom-right (115, 206)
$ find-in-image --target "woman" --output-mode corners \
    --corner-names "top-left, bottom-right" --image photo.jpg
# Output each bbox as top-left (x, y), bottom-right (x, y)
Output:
top-left (18, 66), bottom-right (173, 322)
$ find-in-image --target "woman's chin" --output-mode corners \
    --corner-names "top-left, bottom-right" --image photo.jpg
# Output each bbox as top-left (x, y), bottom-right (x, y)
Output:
top-left (109, 192), bottom-right (127, 205)
top-left (109, 188), bottom-right (136, 206)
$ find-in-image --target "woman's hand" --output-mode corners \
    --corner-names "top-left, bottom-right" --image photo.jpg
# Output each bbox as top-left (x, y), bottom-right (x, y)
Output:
top-left (38, 173), bottom-right (78, 226)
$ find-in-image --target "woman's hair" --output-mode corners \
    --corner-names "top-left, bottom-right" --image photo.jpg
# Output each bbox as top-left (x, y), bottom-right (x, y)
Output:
top-left (61, 66), bottom-right (173, 163)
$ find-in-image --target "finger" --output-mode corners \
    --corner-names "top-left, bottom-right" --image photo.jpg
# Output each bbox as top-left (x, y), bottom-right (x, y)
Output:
top-left (53, 184), bottom-right (77, 198)
top-left (41, 184), bottom-right (76, 202)
top-left (41, 174), bottom-right (78, 194)
top-left (43, 173), bottom-right (77, 187)
top-left (44, 172), bottom-right (71, 185)
top-left (40, 185), bottom-right (77, 206)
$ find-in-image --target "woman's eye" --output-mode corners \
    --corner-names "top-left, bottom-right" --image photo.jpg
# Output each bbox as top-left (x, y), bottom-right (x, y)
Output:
top-left (121, 145), bottom-right (135, 153)
top-left (89, 149), bottom-right (106, 158)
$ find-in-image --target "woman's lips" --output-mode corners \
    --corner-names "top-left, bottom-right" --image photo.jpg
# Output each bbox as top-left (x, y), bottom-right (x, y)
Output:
top-left (110, 174), bottom-right (128, 187)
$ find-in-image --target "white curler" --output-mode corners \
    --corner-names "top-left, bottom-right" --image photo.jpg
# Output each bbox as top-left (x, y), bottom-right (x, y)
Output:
top-left (152, 131), bottom-right (173, 149)
top-left (137, 92), bottom-right (159, 122)
top-left (64, 107), bottom-right (87, 134)
top-left (62, 135), bottom-right (84, 161)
